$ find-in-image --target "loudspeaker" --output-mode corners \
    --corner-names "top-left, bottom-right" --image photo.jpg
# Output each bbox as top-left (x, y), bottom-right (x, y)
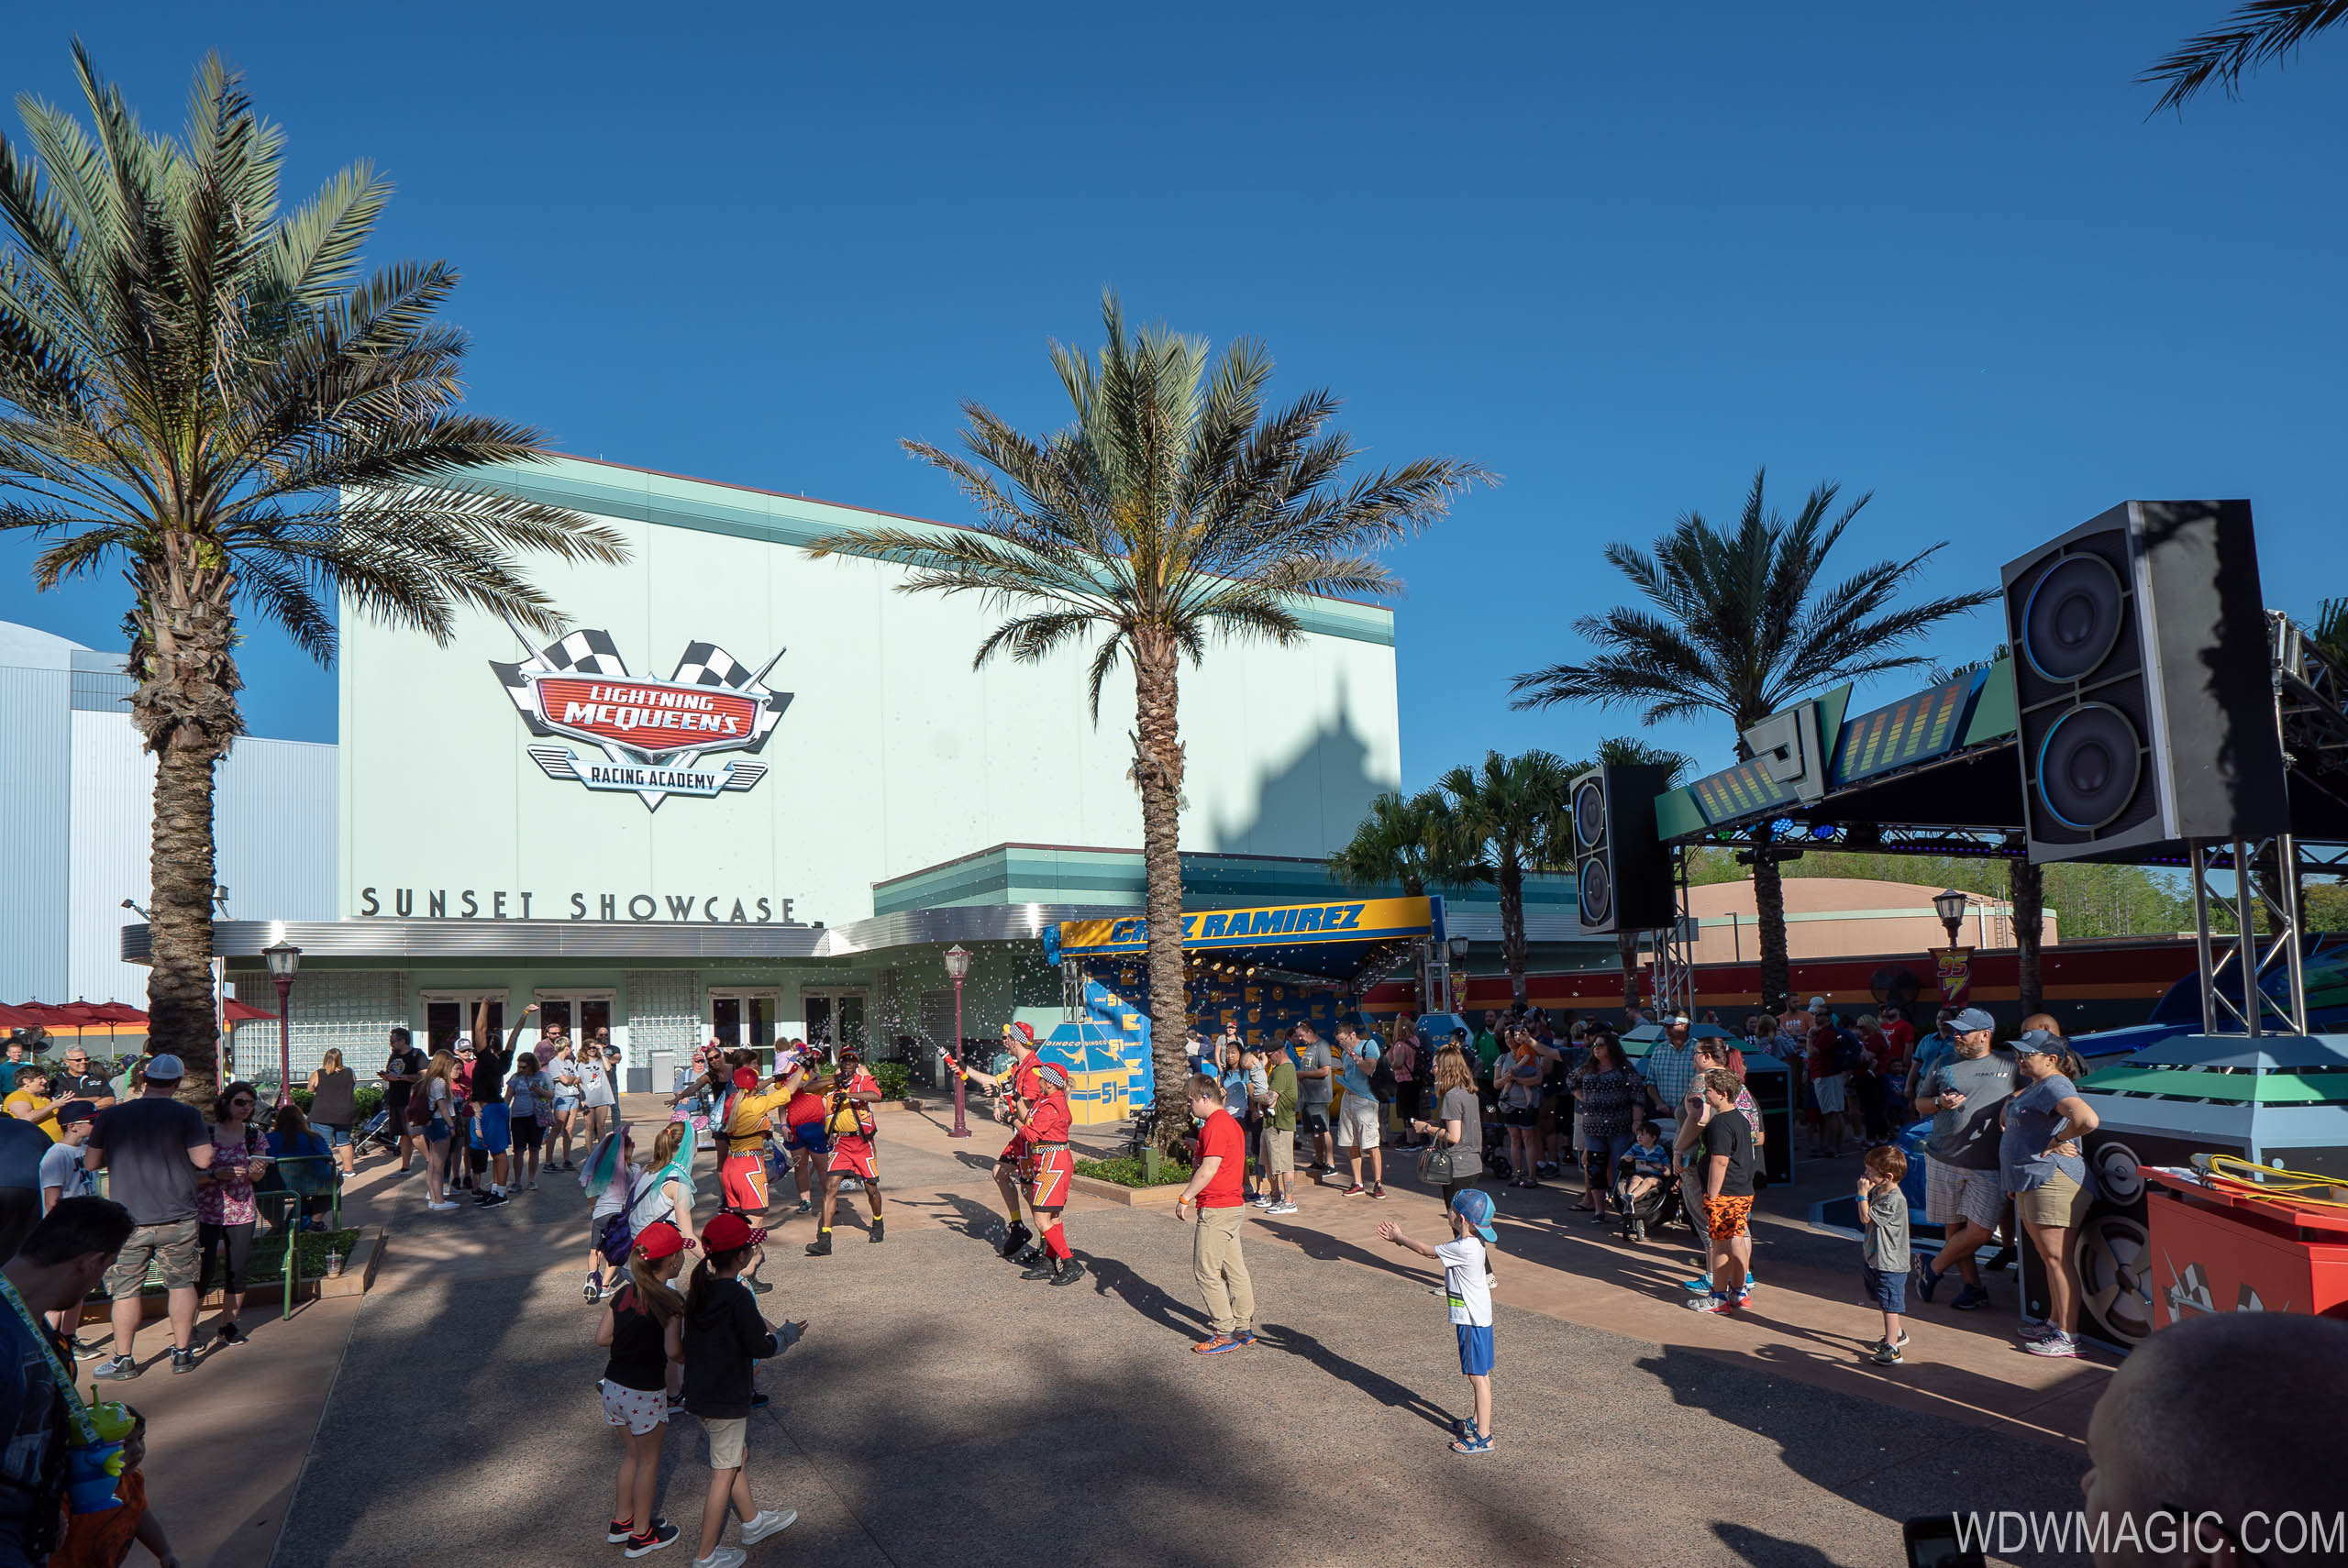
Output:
top-left (2001, 500), bottom-right (2287, 864)
top-left (1567, 763), bottom-right (1674, 933)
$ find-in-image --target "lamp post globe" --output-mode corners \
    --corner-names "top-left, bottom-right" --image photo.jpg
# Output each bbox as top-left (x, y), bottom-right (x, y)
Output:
top-left (1932, 889), bottom-right (1968, 949)
top-left (262, 940), bottom-right (302, 1106)
top-left (944, 945), bottom-right (973, 1138)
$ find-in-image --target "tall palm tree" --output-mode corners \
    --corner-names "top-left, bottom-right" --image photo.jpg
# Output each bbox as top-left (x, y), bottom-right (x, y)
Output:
top-left (1510, 467), bottom-right (1994, 1011)
top-left (1431, 750), bottom-right (1577, 1009)
top-left (2143, 1), bottom-right (2348, 112)
top-left (804, 293), bottom-right (1490, 1127)
top-left (1564, 736), bottom-right (1692, 1013)
top-left (0, 50), bottom-right (627, 1092)
top-left (1329, 788), bottom-right (1453, 897)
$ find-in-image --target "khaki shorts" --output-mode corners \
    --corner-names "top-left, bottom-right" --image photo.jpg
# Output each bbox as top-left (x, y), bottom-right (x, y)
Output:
top-left (2016, 1171), bottom-right (2089, 1229)
top-left (104, 1218), bottom-right (199, 1300)
top-left (702, 1416), bottom-right (748, 1470)
top-left (1337, 1095), bottom-right (1381, 1152)
top-left (1265, 1125), bottom-right (1296, 1175)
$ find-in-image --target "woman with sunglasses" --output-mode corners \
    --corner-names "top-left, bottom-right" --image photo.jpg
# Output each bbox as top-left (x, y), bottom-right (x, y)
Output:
top-left (197, 1081), bottom-right (271, 1350)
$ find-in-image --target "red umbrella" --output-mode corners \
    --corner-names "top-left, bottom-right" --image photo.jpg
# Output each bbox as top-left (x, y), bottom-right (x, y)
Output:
top-left (0, 1003), bottom-right (44, 1032)
top-left (17, 1003), bottom-right (94, 1037)
top-left (221, 999), bottom-right (277, 1022)
top-left (83, 1002), bottom-right (147, 1025)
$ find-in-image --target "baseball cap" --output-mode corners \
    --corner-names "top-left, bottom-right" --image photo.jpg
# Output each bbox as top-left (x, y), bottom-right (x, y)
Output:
top-left (633, 1220), bottom-right (695, 1261)
top-left (1003, 1021), bottom-right (1036, 1043)
top-left (1449, 1187), bottom-right (1499, 1242)
top-left (732, 1066), bottom-right (759, 1089)
top-left (1668, 1013), bottom-right (1692, 1026)
top-left (1951, 1007), bottom-right (1998, 1034)
top-left (1806, 997), bottom-right (1827, 1011)
top-left (52, 1099), bottom-right (96, 1127)
top-left (2010, 1028), bottom-right (2063, 1056)
top-left (703, 1211), bottom-right (768, 1252)
top-left (143, 1054), bottom-right (184, 1082)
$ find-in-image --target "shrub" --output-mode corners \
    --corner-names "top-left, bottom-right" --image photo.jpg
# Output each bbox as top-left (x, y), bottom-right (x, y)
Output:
top-left (872, 1063), bottom-right (912, 1102)
top-left (1076, 1154), bottom-right (1191, 1187)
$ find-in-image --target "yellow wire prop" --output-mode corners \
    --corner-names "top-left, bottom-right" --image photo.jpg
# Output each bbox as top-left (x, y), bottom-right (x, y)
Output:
top-left (2192, 1153), bottom-right (2348, 1213)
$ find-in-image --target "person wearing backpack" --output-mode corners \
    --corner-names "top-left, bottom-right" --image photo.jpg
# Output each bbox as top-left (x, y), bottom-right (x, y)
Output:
top-left (414, 1051), bottom-right (460, 1211)
top-left (598, 1219), bottom-right (692, 1558)
top-left (681, 1211), bottom-right (803, 1567)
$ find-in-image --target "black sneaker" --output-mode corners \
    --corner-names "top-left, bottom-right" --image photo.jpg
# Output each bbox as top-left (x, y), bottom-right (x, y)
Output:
top-left (868, 1219), bottom-right (885, 1244)
top-left (1021, 1256), bottom-right (1058, 1281)
top-left (1050, 1258), bottom-right (1086, 1287)
top-left (805, 1231), bottom-right (833, 1257)
top-left (1982, 1246), bottom-right (2018, 1273)
top-left (481, 1191), bottom-right (509, 1209)
top-left (747, 1275), bottom-right (774, 1294)
top-left (748, 1391), bottom-right (770, 1408)
top-left (67, 1337), bottom-right (104, 1361)
top-left (216, 1321), bottom-right (246, 1348)
top-left (624, 1519), bottom-right (681, 1557)
top-left (170, 1346), bottom-right (195, 1375)
top-left (1009, 1242), bottom-right (1043, 1266)
top-left (998, 1220), bottom-right (1032, 1259)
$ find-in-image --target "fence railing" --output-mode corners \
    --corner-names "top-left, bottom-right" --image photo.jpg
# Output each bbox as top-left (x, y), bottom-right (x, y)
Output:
top-left (90, 1152), bottom-right (347, 1321)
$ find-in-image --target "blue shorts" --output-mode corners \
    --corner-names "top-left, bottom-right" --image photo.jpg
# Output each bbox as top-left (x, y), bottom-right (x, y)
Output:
top-left (320, 1123), bottom-right (353, 1148)
top-left (1455, 1323), bottom-right (1494, 1377)
top-left (425, 1116), bottom-right (451, 1145)
top-left (473, 1102), bottom-right (512, 1153)
top-left (789, 1123), bottom-right (829, 1156)
top-left (1862, 1264), bottom-right (1907, 1313)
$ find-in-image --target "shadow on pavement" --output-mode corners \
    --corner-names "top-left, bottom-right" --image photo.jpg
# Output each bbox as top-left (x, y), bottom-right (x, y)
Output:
top-left (1253, 1321), bottom-right (1456, 1433)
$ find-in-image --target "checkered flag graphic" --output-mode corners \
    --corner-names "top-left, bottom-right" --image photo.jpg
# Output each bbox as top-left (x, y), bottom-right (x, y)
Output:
top-left (491, 627), bottom-right (632, 730)
top-left (669, 641), bottom-right (752, 689)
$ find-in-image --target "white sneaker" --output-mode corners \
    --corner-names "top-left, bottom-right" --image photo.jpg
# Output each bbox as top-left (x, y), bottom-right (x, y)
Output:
top-left (1267, 1199), bottom-right (1298, 1215)
top-left (739, 1508), bottom-right (796, 1544)
top-left (692, 1550), bottom-right (746, 1568)
top-left (427, 1200), bottom-right (460, 1211)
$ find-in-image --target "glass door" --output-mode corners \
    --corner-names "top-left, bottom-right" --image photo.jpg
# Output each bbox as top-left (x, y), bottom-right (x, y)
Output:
top-left (420, 990), bottom-right (510, 1057)
top-left (536, 991), bottom-right (615, 1054)
top-left (800, 988), bottom-right (869, 1057)
top-left (709, 988), bottom-right (781, 1069)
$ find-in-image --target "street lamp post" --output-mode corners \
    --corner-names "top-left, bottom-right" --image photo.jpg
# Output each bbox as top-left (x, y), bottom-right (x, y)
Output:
top-left (944, 944), bottom-right (973, 1139)
top-left (262, 940), bottom-right (302, 1107)
top-left (1933, 889), bottom-right (1969, 949)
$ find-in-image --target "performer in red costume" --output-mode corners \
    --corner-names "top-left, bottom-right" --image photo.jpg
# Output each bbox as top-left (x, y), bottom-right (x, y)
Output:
top-left (804, 1047), bottom-right (884, 1255)
top-left (1017, 1061), bottom-right (1084, 1286)
top-left (954, 1021), bottom-right (1047, 1263)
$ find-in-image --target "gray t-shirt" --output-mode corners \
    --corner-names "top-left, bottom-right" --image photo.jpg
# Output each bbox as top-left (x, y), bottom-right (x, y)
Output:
top-left (89, 1097), bottom-right (208, 1225)
top-left (1437, 1086), bottom-right (1483, 1180)
top-left (1922, 1051), bottom-right (2016, 1171)
top-left (1862, 1181), bottom-right (1911, 1271)
top-left (1293, 1043), bottom-right (1335, 1107)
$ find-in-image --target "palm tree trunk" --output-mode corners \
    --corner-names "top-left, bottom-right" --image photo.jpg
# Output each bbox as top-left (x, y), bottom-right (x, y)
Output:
top-left (134, 575), bottom-right (241, 1108)
top-left (1617, 932), bottom-right (1640, 1012)
top-left (1131, 630), bottom-right (1191, 1145)
top-left (2010, 858), bottom-right (2044, 1017)
top-left (1498, 855), bottom-right (1528, 1008)
top-left (1752, 854), bottom-right (1790, 1012)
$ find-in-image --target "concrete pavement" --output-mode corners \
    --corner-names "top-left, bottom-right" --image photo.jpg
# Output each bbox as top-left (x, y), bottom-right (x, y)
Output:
top-left (259, 1098), bottom-right (2090, 1568)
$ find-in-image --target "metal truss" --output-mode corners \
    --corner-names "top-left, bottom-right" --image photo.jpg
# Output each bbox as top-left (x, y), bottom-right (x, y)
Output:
top-left (2187, 835), bottom-right (2309, 1038)
top-left (1651, 852), bottom-right (1698, 1018)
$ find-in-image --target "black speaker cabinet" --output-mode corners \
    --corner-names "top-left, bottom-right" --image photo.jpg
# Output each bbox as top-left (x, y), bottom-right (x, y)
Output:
top-left (1568, 763), bottom-right (1674, 933)
top-left (1744, 1055), bottom-right (1797, 1187)
top-left (2000, 500), bottom-right (2287, 864)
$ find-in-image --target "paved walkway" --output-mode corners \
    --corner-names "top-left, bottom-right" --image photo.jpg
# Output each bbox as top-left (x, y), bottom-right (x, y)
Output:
top-left (229, 1097), bottom-right (2091, 1568)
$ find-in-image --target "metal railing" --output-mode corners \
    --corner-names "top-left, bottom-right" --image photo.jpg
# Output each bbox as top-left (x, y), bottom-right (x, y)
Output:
top-left (90, 1151), bottom-right (349, 1322)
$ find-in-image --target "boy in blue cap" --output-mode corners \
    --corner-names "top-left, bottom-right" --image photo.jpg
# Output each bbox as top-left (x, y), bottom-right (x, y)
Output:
top-left (1378, 1188), bottom-right (1500, 1454)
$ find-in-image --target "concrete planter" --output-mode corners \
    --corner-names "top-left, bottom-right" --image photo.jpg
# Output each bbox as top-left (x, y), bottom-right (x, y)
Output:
top-left (83, 1226), bottom-right (384, 1321)
top-left (1069, 1175), bottom-right (1187, 1207)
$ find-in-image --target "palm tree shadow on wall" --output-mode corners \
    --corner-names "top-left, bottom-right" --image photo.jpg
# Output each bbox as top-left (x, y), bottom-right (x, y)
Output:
top-left (1205, 674), bottom-right (1390, 857)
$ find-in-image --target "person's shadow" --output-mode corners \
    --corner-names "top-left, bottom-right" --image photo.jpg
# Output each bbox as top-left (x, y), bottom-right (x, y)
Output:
top-left (1084, 1253), bottom-right (1212, 1338)
top-left (1254, 1322), bottom-right (1456, 1433)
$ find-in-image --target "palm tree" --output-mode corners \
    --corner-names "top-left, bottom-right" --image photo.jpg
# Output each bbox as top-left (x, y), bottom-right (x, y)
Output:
top-left (1430, 750), bottom-right (1577, 1009)
top-left (2143, 1), bottom-right (2348, 112)
top-left (804, 293), bottom-right (1490, 1129)
top-left (0, 50), bottom-right (628, 1093)
top-left (1509, 467), bottom-right (1994, 1011)
top-left (1564, 737), bottom-right (1692, 1013)
top-left (1329, 789), bottom-right (1453, 898)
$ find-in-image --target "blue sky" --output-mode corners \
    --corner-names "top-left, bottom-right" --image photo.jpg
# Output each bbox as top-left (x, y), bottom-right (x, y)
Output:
top-left (6, 2), bottom-right (2346, 789)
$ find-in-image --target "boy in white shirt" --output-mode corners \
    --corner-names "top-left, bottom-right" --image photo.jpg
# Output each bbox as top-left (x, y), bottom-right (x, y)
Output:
top-left (1378, 1187), bottom-right (1500, 1453)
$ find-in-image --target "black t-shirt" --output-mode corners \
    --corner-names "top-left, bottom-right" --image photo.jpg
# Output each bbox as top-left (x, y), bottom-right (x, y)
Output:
top-left (1702, 1108), bottom-right (1756, 1198)
top-left (603, 1285), bottom-right (672, 1393)
top-left (471, 1046), bottom-right (508, 1104)
top-left (382, 1047), bottom-right (424, 1108)
top-left (51, 1071), bottom-right (111, 1104)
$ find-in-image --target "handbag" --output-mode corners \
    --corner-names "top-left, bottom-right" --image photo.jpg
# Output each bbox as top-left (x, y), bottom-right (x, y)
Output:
top-left (1417, 1140), bottom-right (1463, 1186)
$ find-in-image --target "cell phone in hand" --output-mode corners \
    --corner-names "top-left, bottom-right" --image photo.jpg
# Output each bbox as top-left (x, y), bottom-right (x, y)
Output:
top-left (1901, 1516), bottom-right (1984, 1568)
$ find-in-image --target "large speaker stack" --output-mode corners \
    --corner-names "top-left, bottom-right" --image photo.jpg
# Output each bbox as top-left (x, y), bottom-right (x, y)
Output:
top-left (1567, 763), bottom-right (1675, 934)
top-left (2000, 500), bottom-right (2288, 862)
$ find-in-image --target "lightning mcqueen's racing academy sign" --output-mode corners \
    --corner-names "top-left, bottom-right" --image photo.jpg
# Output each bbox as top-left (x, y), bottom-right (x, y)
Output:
top-left (493, 628), bottom-right (790, 809)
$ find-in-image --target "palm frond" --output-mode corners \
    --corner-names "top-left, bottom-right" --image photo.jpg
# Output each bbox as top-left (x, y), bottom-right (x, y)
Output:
top-left (2142, 0), bottom-right (2348, 112)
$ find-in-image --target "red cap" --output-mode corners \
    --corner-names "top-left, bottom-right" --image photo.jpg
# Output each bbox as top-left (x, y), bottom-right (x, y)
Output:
top-left (1003, 1021), bottom-right (1036, 1043)
top-left (633, 1220), bottom-right (694, 1261)
top-left (732, 1066), bottom-right (759, 1089)
top-left (703, 1211), bottom-right (768, 1252)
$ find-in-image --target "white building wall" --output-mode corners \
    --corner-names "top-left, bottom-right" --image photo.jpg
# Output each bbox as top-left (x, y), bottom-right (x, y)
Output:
top-left (339, 458), bottom-right (1404, 930)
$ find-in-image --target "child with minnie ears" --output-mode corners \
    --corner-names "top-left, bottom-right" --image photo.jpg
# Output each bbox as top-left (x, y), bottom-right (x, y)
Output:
top-left (598, 1220), bottom-right (693, 1557)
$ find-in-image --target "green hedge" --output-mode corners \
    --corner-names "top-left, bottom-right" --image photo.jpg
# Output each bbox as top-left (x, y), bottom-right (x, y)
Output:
top-left (872, 1063), bottom-right (912, 1102)
top-left (1076, 1154), bottom-right (1191, 1187)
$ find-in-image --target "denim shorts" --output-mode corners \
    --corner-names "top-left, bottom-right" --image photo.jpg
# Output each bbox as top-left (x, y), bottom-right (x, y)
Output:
top-left (320, 1123), bottom-right (353, 1148)
top-left (1862, 1264), bottom-right (1907, 1312)
top-left (425, 1115), bottom-right (451, 1144)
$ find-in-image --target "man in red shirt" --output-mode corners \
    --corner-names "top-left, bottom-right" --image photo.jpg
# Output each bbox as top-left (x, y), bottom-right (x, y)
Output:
top-left (1878, 1006), bottom-right (1917, 1077)
top-left (1175, 1073), bottom-right (1256, 1353)
top-left (955, 1022), bottom-right (1047, 1262)
top-left (1014, 1062), bottom-right (1084, 1286)
top-left (805, 1048), bottom-right (884, 1256)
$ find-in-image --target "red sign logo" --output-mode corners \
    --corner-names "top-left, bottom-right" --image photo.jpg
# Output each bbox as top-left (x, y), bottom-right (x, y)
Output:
top-left (531, 678), bottom-right (764, 758)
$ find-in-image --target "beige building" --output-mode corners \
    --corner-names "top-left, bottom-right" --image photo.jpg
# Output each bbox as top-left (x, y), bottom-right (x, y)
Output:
top-left (1687, 878), bottom-right (2058, 964)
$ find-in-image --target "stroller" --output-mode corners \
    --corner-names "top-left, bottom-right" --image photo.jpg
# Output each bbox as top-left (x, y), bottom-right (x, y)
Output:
top-left (1613, 1118), bottom-right (1687, 1242)
top-left (355, 1107), bottom-right (403, 1156)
